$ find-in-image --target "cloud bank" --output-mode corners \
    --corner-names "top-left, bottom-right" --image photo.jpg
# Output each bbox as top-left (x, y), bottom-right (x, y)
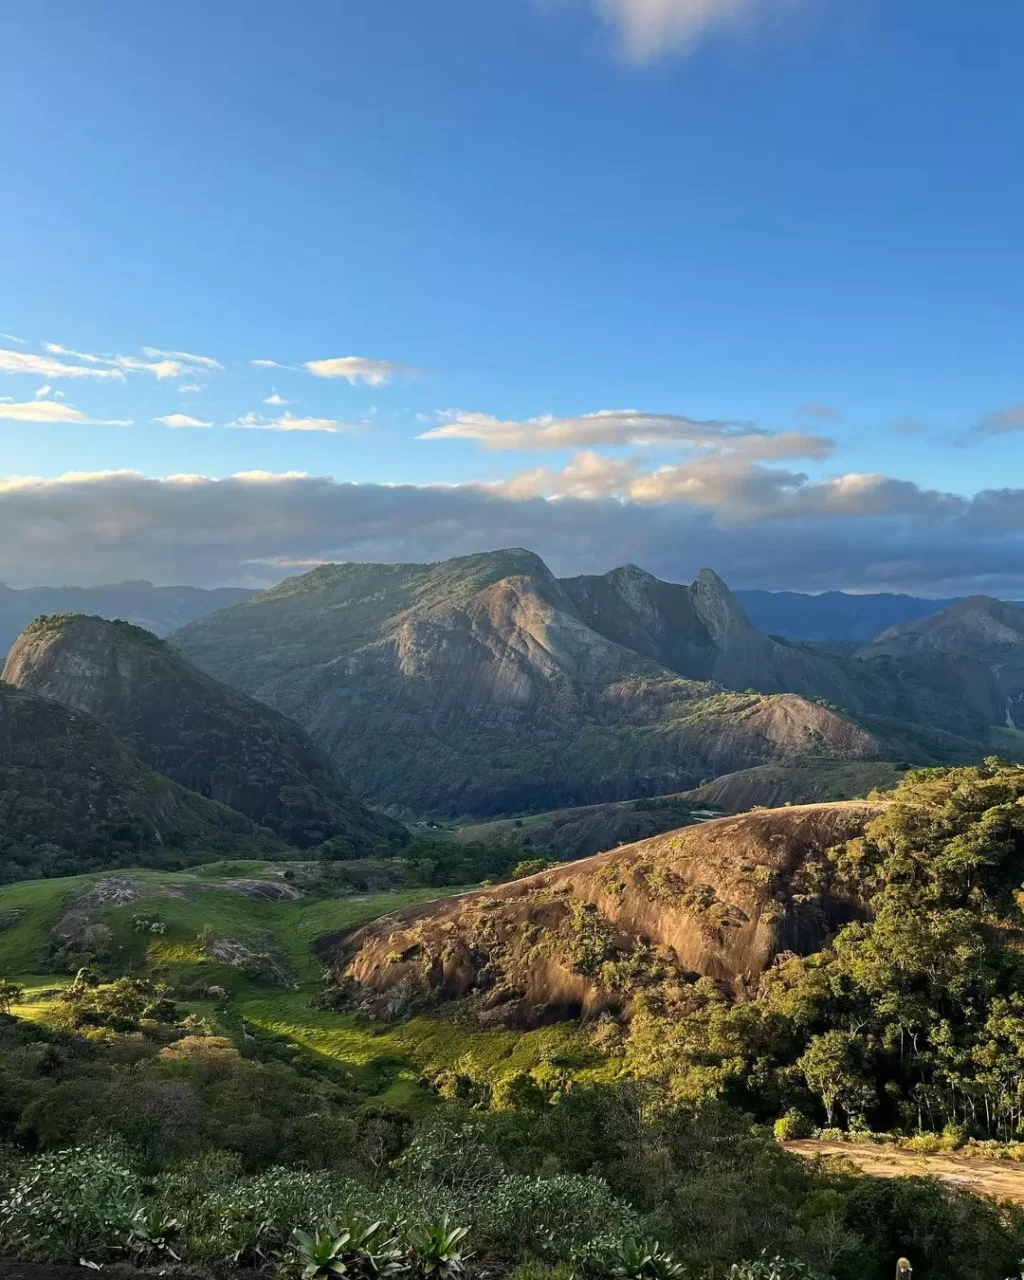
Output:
top-left (0, 469), bottom-right (1022, 597)
top-left (420, 407), bottom-right (831, 456)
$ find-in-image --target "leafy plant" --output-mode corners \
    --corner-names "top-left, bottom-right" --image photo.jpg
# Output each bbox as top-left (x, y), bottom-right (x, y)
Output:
top-left (728, 1253), bottom-right (813, 1279)
top-left (293, 1226), bottom-right (358, 1280)
top-left (408, 1219), bottom-right (470, 1280)
top-left (480, 1174), bottom-right (641, 1263)
top-left (124, 1205), bottom-right (181, 1262)
top-left (0, 1145), bottom-right (139, 1262)
top-left (608, 1240), bottom-right (688, 1280)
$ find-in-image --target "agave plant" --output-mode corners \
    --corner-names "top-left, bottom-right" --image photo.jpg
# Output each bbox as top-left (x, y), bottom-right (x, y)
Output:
top-left (346, 1219), bottom-right (403, 1278)
top-left (408, 1218), bottom-right (471, 1280)
top-left (292, 1227), bottom-right (356, 1280)
top-left (610, 1239), bottom-right (687, 1280)
top-left (291, 1221), bottom-right (405, 1280)
top-left (124, 1205), bottom-right (181, 1262)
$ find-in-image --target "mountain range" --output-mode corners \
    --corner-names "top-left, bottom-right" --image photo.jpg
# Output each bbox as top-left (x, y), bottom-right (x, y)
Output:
top-left (734, 589), bottom-right (1018, 641)
top-left (5, 577), bottom-right (1021, 657)
top-left (2, 574), bottom-right (1021, 655)
top-left (172, 549), bottom-right (1024, 816)
top-left (858, 595), bottom-right (1024, 727)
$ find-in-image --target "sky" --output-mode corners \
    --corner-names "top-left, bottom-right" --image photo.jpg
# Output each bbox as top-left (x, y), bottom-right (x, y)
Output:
top-left (1, 0), bottom-right (1023, 594)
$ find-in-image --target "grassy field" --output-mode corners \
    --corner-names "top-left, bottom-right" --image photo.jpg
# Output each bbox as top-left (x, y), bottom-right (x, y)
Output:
top-left (0, 861), bottom-right (605, 1110)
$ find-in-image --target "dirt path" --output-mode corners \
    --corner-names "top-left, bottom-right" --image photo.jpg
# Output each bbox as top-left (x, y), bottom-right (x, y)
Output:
top-left (785, 1139), bottom-right (1024, 1204)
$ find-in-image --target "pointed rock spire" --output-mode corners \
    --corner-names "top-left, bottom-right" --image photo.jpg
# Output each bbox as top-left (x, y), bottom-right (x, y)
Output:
top-left (690, 568), bottom-right (753, 646)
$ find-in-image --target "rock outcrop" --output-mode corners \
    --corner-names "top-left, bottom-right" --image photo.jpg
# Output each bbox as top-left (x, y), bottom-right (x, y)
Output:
top-left (323, 801), bottom-right (886, 1025)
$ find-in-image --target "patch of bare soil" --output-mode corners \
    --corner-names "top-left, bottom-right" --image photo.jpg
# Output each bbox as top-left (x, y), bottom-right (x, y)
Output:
top-left (785, 1140), bottom-right (1024, 1204)
top-left (0, 1265), bottom-right (255, 1280)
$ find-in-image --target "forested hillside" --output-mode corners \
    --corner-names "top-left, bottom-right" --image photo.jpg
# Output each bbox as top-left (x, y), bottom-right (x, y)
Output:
top-left (4, 765), bottom-right (1024, 1279)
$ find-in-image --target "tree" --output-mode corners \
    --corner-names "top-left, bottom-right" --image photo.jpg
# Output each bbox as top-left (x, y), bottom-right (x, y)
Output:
top-left (0, 977), bottom-right (24, 1014)
top-left (798, 1030), bottom-right (875, 1128)
top-left (511, 858), bottom-right (551, 879)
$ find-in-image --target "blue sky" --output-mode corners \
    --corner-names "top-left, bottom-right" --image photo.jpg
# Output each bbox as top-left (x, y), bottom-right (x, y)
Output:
top-left (1, 0), bottom-right (1022, 592)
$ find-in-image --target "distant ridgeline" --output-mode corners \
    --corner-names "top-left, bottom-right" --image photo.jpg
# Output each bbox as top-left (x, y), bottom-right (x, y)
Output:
top-left (1, 553), bottom-right (1023, 880)
top-left (172, 549), bottom-right (1024, 816)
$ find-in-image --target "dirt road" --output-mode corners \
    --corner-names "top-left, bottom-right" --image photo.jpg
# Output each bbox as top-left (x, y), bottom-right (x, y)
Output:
top-left (785, 1139), bottom-right (1024, 1204)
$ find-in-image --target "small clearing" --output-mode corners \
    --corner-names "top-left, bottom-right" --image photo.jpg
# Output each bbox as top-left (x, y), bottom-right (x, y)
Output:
top-left (785, 1139), bottom-right (1024, 1205)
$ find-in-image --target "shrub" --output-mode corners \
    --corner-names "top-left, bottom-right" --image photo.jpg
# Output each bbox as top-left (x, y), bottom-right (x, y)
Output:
top-left (575, 1237), bottom-right (688, 1280)
top-left (398, 1121), bottom-right (503, 1197)
top-left (180, 1167), bottom-right (345, 1264)
top-left (774, 1110), bottom-right (813, 1142)
top-left (0, 1144), bottom-right (140, 1261)
top-left (728, 1256), bottom-right (812, 1279)
top-left (479, 1174), bottom-right (641, 1262)
top-left (492, 1071), bottom-right (546, 1112)
top-left (512, 859), bottom-right (552, 880)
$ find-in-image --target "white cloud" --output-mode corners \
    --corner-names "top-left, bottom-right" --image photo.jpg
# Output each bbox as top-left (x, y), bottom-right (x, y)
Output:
top-left (0, 332), bottom-right (26, 345)
top-left (264, 393), bottom-right (291, 406)
top-left (141, 346), bottom-right (222, 370)
top-left (0, 399), bottom-right (131, 426)
top-left (154, 414), bottom-right (212, 429)
top-left (178, 383), bottom-right (203, 394)
top-left (595, 0), bottom-right (804, 61)
top-left (0, 347), bottom-right (126, 381)
top-left (496, 448), bottom-right (969, 527)
top-left (228, 411), bottom-right (347, 433)
top-left (109, 354), bottom-right (182, 379)
top-left (305, 355), bottom-right (418, 385)
top-left (34, 385), bottom-right (52, 399)
top-left (420, 406), bottom-right (832, 458)
top-left (250, 358), bottom-right (287, 369)
top-left (38, 342), bottom-right (221, 381)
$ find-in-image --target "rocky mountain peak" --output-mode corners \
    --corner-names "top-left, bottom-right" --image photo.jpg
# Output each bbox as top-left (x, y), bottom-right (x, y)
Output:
top-left (690, 568), bottom-right (753, 645)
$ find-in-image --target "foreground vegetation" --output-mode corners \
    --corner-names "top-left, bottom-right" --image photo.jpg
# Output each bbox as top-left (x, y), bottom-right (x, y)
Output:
top-left (5, 760), bottom-right (1024, 1276)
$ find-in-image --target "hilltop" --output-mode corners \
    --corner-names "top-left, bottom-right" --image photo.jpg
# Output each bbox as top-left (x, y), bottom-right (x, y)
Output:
top-left (859, 595), bottom-right (1024, 726)
top-left (326, 800), bottom-right (884, 1025)
top-left (452, 760), bottom-right (903, 860)
top-left (3, 614), bottom-right (406, 851)
top-left (174, 551), bottom-right (881, 815)
top-left (0, 681), bottom-right (280, 880)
